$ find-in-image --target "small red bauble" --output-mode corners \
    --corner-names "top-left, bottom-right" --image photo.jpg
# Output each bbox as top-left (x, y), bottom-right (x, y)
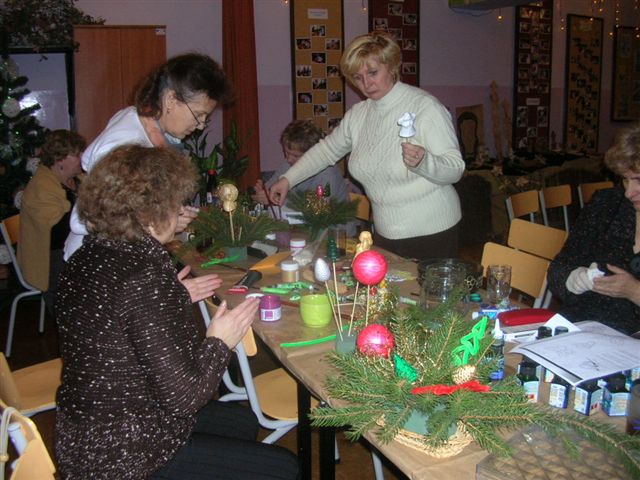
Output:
top-left (352, 250), bottom-right (387, 285)
top-left (356, 324), bottom-right (395, 358)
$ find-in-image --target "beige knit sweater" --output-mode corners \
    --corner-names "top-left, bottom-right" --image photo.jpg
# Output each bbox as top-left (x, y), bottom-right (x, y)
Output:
top-left (283, 82), bottom-right (465, 239)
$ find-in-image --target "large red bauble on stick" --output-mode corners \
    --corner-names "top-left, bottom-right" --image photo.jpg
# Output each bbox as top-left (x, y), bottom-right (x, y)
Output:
top-left (357, 324), bottom-right (395, 358)
top-left (352, 250), bottom-right (387, 285)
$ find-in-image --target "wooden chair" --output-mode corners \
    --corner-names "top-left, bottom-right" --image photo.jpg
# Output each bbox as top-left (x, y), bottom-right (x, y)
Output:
top-left (0, 401), bottom-right (56, 480)
top-left (577, 181), bottom-right (613, 208)
top-left (0, 353), bottom-right (62, 417)
top-left (539, 184), bottom-right (572, 231)
top-left (1, 215), bottom-right (46, 357)
top-left (481, 242), bottom-right (550, 308)
top-left (505, 190), bottom-right (540, 223)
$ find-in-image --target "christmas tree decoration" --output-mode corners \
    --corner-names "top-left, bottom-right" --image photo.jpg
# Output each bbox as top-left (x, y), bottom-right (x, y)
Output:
top-left (218, 183), bottom-right (239, 242)
top-left (352, 250), bottom-right (387, 285)
top-left (286, 190), bottom-right (358, 241)
top-left (356, 324), bottom-right (395, 358)
top-left (0, 58), bottom-right (48, 218)
top-left (310, 297), bottom-right (640, 477)
top-left (314, 257), bottom-right (342, 338)
top-left (451, 316), bottom-right (488, 366)
top-left (353, 230), bottom-right (373, 259)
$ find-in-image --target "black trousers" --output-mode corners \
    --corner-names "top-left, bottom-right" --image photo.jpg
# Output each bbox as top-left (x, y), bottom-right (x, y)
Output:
top-left (373, 221), bottom-right (460, 262)
top-left (150, 401), bottom-right (300, 480)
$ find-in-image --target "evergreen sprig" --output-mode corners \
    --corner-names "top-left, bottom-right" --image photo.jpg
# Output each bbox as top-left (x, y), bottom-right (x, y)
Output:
top-left (186, 207), bottom-right (288, 257)
top-left (286, 190), bottom-right (358, 240)
top-left (310, 295), bottom-right (640, 477)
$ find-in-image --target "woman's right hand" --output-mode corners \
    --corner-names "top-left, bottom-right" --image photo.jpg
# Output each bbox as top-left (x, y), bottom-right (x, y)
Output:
top-left (206, 298), bottom-right (259, 349)
top-left (251, 179), bottom-right (269, 204)
top-left (268, 178), bottom-right (290, 206)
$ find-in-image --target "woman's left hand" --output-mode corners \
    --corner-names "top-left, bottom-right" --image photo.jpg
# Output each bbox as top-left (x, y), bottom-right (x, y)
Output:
top-left (175, 206), bottom-right (199, 233)
top-left (592, 264), bottom-right (640, 305)
top-left (401, 143), bottom-right (426, 168)
top-left (178, 266), bottom-right (223, 303)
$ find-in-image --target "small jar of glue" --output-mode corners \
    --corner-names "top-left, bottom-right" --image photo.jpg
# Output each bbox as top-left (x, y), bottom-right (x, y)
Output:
top-left (289, 238), bottom-right (306, 255)
top-left (259, 295), bottom-right (282, 322)
top-left (280, 260), bottom-right (300, 283)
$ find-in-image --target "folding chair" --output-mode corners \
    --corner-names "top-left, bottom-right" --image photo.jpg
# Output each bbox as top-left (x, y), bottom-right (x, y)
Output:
top-left (539, 184), bottom-right (572, 231)
top-left (577, 181), bottom-right (613, 208)
top-left (481, 242), bottom-right (550, 308)
top-left (1, 215), bottom-right (46, 357)
top-left (505, 190), bottom-right (540, 223)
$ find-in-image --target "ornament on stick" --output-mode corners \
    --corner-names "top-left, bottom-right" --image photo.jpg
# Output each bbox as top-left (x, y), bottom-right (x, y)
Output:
top-left (218, 183), bottom-right (239, 242)
top-left (352, 250), bottom-right (388, 327)
top-left (398, 111), bottom-right (417, 177)
top-left (356, 324), bottom-right (395, 358)
top-left (314, 258), bottom-right (342, 339)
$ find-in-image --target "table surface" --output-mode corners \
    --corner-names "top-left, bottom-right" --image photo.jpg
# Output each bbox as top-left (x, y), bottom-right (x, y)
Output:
top-left (179, 242), bottom-right (626, 480)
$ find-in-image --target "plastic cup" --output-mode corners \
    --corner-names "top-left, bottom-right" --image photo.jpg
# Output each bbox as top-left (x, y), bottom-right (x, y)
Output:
top-left (299, 294), bottom-right (333, 328)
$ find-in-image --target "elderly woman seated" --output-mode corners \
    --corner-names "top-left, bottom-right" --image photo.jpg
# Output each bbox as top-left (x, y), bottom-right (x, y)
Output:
top-left (54, 145), bottom-right (299, 479)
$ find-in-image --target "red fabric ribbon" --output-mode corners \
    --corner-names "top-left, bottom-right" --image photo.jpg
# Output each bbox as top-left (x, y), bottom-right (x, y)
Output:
top-left (411, 380), bottom-right (491, 396)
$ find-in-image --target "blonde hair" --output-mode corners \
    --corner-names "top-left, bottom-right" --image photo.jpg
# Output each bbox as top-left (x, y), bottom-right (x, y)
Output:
top-left (78, 145), bottom-right (197, 242)
top-left (604, 122), bottom-right (640, 175)
top-left (340, 32), bottom-right (401, 86)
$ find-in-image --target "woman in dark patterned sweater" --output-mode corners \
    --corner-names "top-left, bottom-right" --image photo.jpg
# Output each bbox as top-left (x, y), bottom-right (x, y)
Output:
top-left (55, 146), bottom-right (299, 479)
top-left (548, 123), bottom-right (640, 335)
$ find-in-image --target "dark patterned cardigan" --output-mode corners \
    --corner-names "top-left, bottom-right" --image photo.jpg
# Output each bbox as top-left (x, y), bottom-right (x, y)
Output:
top-left (55, 234), bottom-right (231, 479)
top-left (548, 187), bottom-right (640, 335)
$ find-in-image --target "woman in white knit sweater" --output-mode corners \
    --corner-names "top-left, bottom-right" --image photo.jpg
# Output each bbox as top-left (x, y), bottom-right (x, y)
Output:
top-left (269, 32), bottom-right (465, 260)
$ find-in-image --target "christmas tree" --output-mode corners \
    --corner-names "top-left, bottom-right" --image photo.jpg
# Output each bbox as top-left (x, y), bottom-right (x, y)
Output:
top-left (0, 56), bottom-right (48, 218)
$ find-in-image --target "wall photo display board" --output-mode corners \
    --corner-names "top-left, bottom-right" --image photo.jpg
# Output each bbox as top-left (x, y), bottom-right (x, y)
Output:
top-left (291, 0), bottom-right (345, 132)
top-left (564, 14), bottom-right (603, 153)
top-left (512, 0), bottom-right (553, 151)
top-left (611, 26), bottom-right (640, 121)
top-left (368, 0), bottom-right (419, 87)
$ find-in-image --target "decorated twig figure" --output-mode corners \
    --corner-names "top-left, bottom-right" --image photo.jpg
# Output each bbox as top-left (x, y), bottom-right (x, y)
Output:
top-left (314, 257), bottom-right (342, 339)
top-left (352, 250), bottom-right (387, 328)
top-left (218, 183), bottom-right (239, 242)
top-left (398, 112), bottom-right (416, 177)
top-left (349, 230), bottom-right (373, 335)
top-left (326, 236), bottom-right (342, 332)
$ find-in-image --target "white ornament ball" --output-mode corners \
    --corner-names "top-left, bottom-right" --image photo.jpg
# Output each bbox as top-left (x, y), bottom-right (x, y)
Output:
top-left (2, 98), bottom-right (21, 118)
top-left (314, 258), bottom-right (331, 282)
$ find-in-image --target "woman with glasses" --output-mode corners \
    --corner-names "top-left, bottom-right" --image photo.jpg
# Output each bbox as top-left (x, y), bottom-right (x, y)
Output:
top-left (64, 53), bottom-right (231, 303)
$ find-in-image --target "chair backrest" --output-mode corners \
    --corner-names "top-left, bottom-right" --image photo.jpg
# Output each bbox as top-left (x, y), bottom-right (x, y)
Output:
top-left (505, 190), bottom-right (540, 223)
top-left (1, 215), bottom-right (32, 290)
top-left (507, 219), bottom-right (567, 261)
top-left (348, 192), bottom-right (371, 222)
top-left (481, 242), bottom-right (549, 305)
top-left (539, 184), bottom-right (572, 231)
top-left (577, 181), bottom-right (613, 208)
top-left (0, 401), bottom-right (56, 480)
top-left (2, 215), bottom-right (20, 245)
top-left (0, 353), bottom-right (22, 411)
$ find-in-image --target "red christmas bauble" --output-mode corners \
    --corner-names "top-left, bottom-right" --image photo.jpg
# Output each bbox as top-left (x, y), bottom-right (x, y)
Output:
top-left (352, 250), bottom-right (387, 285)
top-left (356, 324), bottom-right (395, 358)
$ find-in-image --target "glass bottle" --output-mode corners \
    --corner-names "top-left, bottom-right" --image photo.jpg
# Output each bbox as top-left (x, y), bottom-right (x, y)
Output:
top-left (574, 379), bottom-right (602, 416)
top-left (518, 360), bottom-right (539, 403)
top-left (602, 373), bottom-right (629, 416)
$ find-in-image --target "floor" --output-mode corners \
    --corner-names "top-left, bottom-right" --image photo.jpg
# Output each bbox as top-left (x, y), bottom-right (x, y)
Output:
top-left (0, 243), bottom-right (483, 479)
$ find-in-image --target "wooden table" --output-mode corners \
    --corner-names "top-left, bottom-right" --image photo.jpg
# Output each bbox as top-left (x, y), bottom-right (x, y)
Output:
top-left (180, 243), bottom-right (626, 480)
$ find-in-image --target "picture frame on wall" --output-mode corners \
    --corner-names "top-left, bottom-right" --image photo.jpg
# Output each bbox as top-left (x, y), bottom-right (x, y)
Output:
top-left (564, 14), bottom-right (603, 153)
top-left (611, 26), bottom-right (640, 121)
top-left (291, 0), bottom-right (345, 132)
top-left (368, 0), bottom-right (419, 87)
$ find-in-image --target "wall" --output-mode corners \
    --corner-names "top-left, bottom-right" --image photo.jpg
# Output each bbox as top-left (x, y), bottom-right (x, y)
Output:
top-left (20, 0), bottom-right (635, 171)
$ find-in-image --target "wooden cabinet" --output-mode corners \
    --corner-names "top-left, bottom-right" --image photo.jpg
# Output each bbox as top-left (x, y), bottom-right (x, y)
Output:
top-left (73, 25), bottom-right (166, 143)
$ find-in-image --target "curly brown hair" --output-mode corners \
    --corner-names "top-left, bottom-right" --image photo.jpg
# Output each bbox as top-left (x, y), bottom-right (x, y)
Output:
top-left (135, 53), bottom-right (234, 118)
top-left (279, 120), bottom-right (325, 153)
top-left (40, 130), bottom-right (87, 167)
top-left (604, 122), bottom-right (640, 175)
top-left (77, 145), bottom-right (197, 242)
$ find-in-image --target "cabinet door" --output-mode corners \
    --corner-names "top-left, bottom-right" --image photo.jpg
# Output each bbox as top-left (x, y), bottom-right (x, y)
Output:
top-left (120, 27), bottom-right (167, 105)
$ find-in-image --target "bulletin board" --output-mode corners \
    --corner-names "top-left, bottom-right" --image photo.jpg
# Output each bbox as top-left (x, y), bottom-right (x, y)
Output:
top-left (291, 0), bottom-right (345, 132)
top-left (512, 0), bottom-right (553, 151)
top-left (564, 14), bottom-right (603, 153)
top-left (611, 26), bottom-right (640, 121)
top-left (368, 0), bottom-right (419, 87)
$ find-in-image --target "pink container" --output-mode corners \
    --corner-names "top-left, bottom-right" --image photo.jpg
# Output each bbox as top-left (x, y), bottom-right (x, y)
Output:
top-left (259, 295), bottom-right (282, 322)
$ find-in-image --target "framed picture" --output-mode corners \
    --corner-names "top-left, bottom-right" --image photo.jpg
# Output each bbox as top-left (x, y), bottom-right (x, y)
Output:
top-left (291, 0), bottom-right (344, 130)
top-left (368, 0), bottom-right (419, 86)
top-left (611, 26), bottom-right (640, 121)
top-left (512, 0), bottom-right (553, 151)
top-left (564, 14), bottom-right (603, 153)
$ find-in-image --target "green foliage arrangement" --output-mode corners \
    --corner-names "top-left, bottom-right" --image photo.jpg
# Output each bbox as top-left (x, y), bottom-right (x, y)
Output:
top-left (310, 297), bottom-right (640, 477)
top-left (286, 190), bottom-right (358, 241)
top-left (187, 206), bottom-right (288, 257)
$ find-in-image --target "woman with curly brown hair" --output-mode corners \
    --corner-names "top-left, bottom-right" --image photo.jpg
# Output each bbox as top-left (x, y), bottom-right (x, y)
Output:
top-left (64, 53), bottom-right (233, 304)
top-left (55, 145), bottom-right (299, 479)
top-left (548, 122), bottom-right (640, 335)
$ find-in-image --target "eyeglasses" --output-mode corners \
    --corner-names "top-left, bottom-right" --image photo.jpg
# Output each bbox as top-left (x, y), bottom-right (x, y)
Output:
top-left (183, 101), bottom-right (211, 127)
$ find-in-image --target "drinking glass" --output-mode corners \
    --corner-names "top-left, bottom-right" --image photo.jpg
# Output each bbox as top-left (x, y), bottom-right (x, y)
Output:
top-left (419, 262), bottom-right (467, 311)
top-left (487, 264), bottom-right (512, 306)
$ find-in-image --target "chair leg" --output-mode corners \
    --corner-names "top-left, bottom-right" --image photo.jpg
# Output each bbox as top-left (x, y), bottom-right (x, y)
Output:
top-left (6, 296), bottom-right (19, 357)
top-left (372, 451), bottom-right (385, 480)
top-left (38, 297), bottom-right (46, 333)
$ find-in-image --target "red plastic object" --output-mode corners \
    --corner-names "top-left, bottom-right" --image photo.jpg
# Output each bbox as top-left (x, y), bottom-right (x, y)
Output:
top-left (498, 308), bottom-right (555, 327)
top-left (227, 286), bottom-right (248, 294)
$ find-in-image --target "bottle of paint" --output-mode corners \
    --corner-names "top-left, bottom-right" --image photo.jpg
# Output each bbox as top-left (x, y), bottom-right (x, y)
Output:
top-left (280, 260), bottom-right (300, 283)
top-left (518, 360), bottom-right (539, 403)
top-left (602, 373), bottom-right (630, 416)
top-left (259, 294), bottom-right (282, 322)
top-left (289, 238), bottom-right (306, 255)
top-left (549, 375), bottom-right (571, 409)
top-left (574, 379), bottom-right (602, 416)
